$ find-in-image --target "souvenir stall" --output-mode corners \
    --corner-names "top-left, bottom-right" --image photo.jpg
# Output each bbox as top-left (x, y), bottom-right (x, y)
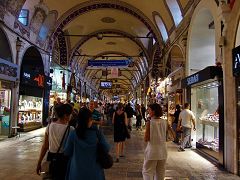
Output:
top-left (182, 66), bottom-right (224, 164)
top-left (166, 67), bottom-right (184, 123)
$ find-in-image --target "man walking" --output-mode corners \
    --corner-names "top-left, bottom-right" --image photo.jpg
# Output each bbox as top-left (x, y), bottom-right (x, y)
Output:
top-left (177, 103), bottom-right (196, 151)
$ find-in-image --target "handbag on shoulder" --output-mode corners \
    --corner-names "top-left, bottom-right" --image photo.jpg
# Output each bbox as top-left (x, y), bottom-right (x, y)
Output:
top-left (47, 125), bottom-right (70, 180)
top-left (96, 130), bottom-right (113, 169)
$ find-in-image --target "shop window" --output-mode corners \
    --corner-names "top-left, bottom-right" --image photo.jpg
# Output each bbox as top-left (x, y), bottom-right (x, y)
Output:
top-left (18, 9), bottom-right (29, 26)
top-left (155, 15), bottom-right (168, 42)
top-left (165, 0), bottom-right (183, 26)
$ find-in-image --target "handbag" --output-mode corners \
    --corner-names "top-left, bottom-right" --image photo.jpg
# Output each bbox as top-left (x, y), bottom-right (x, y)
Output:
top-left (96, 130), bottom-right (113, 169)
top-left (47, 125), bottom-right (70, 179)
top-left (124, 125), bottom-right (131, 139)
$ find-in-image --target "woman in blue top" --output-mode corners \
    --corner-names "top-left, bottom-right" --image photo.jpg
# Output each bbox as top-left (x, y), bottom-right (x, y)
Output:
top-left (64, 107), bottom-right (110, 180)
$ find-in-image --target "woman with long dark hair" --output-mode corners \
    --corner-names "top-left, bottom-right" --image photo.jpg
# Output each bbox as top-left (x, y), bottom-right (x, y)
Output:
top-left (64, 108), bottom-right (110, 180)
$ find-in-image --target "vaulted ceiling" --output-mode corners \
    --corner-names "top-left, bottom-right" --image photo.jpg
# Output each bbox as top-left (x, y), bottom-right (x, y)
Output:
top-left (2, 0), bottom-right (193, 96)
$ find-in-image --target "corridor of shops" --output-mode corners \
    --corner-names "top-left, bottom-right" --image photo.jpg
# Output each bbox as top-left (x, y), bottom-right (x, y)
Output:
top-left (0, 0), bottom-right (240, 179)
top-left (0, 125), bottom-right (239, 180)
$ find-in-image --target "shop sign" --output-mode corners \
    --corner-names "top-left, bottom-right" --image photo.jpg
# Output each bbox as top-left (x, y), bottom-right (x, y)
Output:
top-left (21, 69), bottom-right (45, 88)
top-left (233, 45), bottom-right (240, 77)
top-left (0, 58), bottom-right (19, 82)
top-left (45, 76), bottom-right (52, 90)
top-left (187, 74), bottom-right (199, 86)
top-left (88, 60), bottom-right (129, 68)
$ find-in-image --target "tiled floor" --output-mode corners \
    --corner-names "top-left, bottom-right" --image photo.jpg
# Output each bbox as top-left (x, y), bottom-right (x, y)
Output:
top-left (0, 126), bottom-right (239, 180)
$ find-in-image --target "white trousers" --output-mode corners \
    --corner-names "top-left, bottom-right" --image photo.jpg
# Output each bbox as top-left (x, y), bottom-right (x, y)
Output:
top-left (142, 159), bottom-right (166, 180)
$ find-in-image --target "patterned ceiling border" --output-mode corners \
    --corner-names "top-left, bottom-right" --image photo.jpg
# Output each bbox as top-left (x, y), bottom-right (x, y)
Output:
top-left (50, 0), bottom-right (162, 52)
top-left (57, 31), bottom-right (68, 66)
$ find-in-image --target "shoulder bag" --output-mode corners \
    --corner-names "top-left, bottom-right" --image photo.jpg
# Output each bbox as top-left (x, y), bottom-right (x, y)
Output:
top-left (96, 130), bottom-right (113, 169)
top-left (47, 125), bottom-right (70, 180)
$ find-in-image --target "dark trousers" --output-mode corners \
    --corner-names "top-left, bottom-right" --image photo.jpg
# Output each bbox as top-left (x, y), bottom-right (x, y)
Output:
top-left (136, 118), bottom-right (142, 128)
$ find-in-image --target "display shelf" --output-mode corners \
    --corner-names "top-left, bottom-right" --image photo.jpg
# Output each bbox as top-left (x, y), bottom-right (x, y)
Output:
top-left (199, 119), bottom-right (219, 127)
top-left (19, 109), bottom-right (42, 112)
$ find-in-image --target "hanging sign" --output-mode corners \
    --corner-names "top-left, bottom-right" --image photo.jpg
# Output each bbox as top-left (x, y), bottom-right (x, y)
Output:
top-left (111, 68), bottom-right (118, 78)
top-left (0, 58), bottom-right (19, 82)
top-left (70, 73), bottom-right (76, 89)
top-left (88, 60), bottom-right (129, 68)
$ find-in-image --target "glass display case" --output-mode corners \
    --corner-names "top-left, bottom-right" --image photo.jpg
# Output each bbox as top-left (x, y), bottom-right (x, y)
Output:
top-left (191, 81), bottom-right (220, 152)
top-left (18, 95), bottom-right (43, 131)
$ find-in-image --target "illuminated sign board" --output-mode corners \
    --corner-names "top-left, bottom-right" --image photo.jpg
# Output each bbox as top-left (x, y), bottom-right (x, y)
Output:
top-left (21, 69), bottom-right (45, 88)
top-left (100, 81), bottom-right (112, 89)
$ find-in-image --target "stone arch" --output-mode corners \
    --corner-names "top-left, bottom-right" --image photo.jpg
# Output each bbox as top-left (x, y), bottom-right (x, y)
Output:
top-left (186, 0), bottom-right (219, 75)
top-left (20, 46), bottom-right (44, 74)
top-left (50, 0), bottom-right (162, 49)
top-left (165, 44), bottom-right (184, 75)
top-left (0, 27), bottom-right (13, 62)
top-left (70, 29), bottom-right (150, 64)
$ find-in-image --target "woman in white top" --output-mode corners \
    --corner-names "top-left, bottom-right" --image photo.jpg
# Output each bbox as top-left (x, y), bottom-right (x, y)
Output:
top-left (142, 103), bottom-right (167, 180)
top-left (36, 103), bottom-right (74, 179)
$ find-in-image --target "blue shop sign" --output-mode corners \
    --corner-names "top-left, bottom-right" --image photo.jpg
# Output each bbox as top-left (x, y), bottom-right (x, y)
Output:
top-left (233, 45), bottom-right (240, 77)
top-left (187, 74), bottom-right (199, 86)
top-left (88, 60), bottom-right (130, 68)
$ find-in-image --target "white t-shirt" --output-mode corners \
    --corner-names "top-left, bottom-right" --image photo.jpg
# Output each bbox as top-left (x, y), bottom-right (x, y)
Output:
top-left (179, 109), bottom-right (195, 128)
top-left (46, 123), bottom-right (74, 153)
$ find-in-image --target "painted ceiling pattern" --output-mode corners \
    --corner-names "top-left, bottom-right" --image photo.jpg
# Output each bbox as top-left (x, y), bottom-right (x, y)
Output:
top-left (0, 0), bottom-right (194, 95)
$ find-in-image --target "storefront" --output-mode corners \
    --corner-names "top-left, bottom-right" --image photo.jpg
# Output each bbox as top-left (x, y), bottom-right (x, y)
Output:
top-left (18, 47), bottom-right (45, 132)
top-left (0, 58), bottom-right (19, 137)
top-left (49, 62), bottom-right (69, 105)
top-left (233, 45), bottom-right (240, 174)
top-left (166, 67), bottom-right (184, 121)
top-left (182, 66), bottom-right (224, 164)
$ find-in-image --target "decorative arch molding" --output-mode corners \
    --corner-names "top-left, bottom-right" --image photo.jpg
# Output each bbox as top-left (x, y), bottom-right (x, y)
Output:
top-left (20, 45), bottom-right (45, 73)
top-left (163, 0), bottom-right (183, 28)
top-left (50, 0), bottom-right (162, 49)
top-left (0, 27), bottom-right (13, 62)
top-left (186, 0), bottom-right (219, 76)
top-left (70, 29), bottom-right (150, 63)
top-left (152, 11), bottom-right (171, 42)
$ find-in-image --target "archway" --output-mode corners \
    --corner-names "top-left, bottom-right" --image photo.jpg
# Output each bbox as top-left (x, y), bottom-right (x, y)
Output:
top-left (0, 28), bottom-right (12, 62)
top-left (188, 9), bottom-right (216, 75)
top-left (18, 47), bottom-right (45, 131)
top-left (166, 45), bottom-right (184, 122)
top-left (0, 27), bottom-right (14, 136)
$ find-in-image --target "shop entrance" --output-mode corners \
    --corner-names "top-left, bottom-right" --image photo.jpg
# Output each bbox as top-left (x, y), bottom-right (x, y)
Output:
top-left (0, 27), bottom-right (14, 138)
top-left (18, 47), bottom-right (44, 132)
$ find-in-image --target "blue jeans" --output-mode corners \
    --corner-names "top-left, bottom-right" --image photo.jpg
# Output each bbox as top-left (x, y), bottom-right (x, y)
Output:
top-left (172, 123), bottom-right (180, 143)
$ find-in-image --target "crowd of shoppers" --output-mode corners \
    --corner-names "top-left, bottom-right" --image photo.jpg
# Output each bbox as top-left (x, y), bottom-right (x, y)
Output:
top-left (36, 97), bottom-right (196, 180)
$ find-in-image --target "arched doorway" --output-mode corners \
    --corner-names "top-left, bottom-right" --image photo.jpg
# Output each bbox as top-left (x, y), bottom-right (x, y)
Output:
top-left (165, 45), bottom-right (184, 135)
top-left (0, 28), bottom-right (12, 62)
top-left (0, 28), bottom-right (17, 137)
top-left (188, 9), bottom-right (215, 75)
top-left (18, 47), bottom-right (45, 131)
top-left (185, 9), bottom-right (224, 163)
